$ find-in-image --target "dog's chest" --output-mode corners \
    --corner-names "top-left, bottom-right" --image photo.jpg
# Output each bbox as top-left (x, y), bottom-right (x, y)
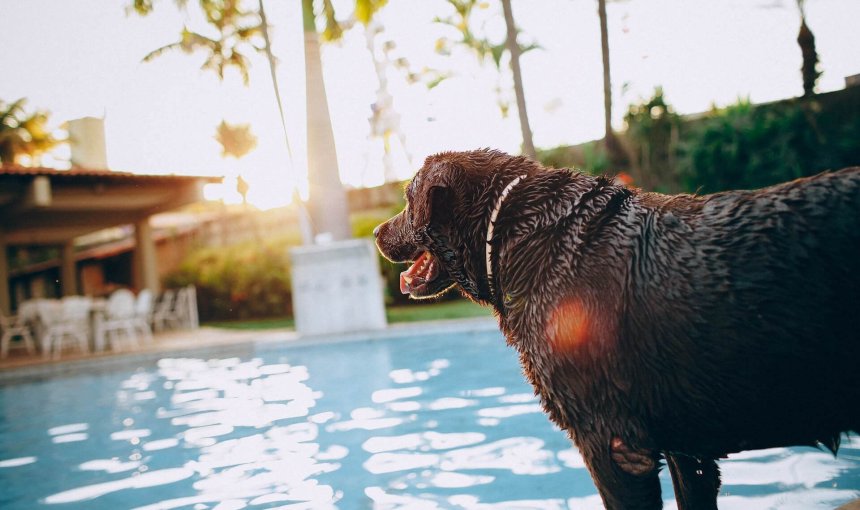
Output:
top-left (502, 310), bottom-right (627, 434)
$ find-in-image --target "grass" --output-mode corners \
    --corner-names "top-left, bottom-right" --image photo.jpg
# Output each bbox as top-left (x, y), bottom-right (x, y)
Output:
top-left (206, 316), bottom-right (295, 330)
top-left (205, 298), bottom-right (492, 330)
top-left (386, 298), bottom-right (492, 323)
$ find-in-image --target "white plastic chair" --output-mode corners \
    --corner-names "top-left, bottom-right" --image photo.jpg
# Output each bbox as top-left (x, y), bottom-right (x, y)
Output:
top-left (183, 285), bottom-right (199, 330)
top-left (18, 299), bottom-right (46, 341)
top-left (94, 290), bottom-right (138, 352)
top-left (152, 289), bottom-right (180, 332)
top-left (133, 289), bottom-right (154, 345)
top-left (0, 312), bottom-right (36, 359)
top-left (39, 297), bottom-right (91, 359)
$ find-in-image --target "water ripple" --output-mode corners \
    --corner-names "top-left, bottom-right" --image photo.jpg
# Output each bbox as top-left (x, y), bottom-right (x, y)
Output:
top-left (44, 467), bottom-right (195, 504)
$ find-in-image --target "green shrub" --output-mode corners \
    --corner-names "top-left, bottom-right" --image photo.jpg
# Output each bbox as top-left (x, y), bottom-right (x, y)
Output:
top-left (677, 91), bottom-right (860, 193)
top-left (624, 87), bottom-right (681, 192)
top-left (164, 235), bottom-right (295, 321)
top-left (677, 99), bottom-right (809, 193)
top-left (168, 196), bottom-right (481, 321)
top-left (538, 142), bottom-right (608, 175)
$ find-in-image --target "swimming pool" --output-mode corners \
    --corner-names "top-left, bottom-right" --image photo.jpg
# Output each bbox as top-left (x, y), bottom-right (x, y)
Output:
top-left (1, 326), bottom-right (858, 509)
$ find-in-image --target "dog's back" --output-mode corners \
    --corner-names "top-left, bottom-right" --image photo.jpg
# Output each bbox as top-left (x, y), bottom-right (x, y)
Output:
top-left (626, 167), bottom-right (860, 457)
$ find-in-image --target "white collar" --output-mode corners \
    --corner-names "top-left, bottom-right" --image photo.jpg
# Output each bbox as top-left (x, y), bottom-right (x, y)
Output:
top-left (486, 174), bottom-right (526, 299)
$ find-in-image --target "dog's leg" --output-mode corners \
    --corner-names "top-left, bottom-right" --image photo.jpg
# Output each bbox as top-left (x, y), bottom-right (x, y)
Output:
top-left (665, 453), bottom-right (720, 510)
top-left (579, 436), bottom-right (663, 510)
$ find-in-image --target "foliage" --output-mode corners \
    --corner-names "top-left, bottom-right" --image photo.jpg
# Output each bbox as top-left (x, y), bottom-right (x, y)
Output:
top-left (206, 316), bottom-right (294, 329)
top-left (679, 99), bottom-right (812, 192)
top-left (134, 0), bottom-right (263, 85)
top-left (433, 0), bottom-right (538, 117)
top-left (538, 143), bottom-right (609, 175)
top-left (543, 87), bottom-right (860, 194)
top-left (0, 98), bottom-right (63, 165)
top-left (387, 299), bottom-right (491, 322)
top-left (624, 87), bottom-right (681, 191)
top-left (319, 0), bottom-right (388, 41)
top-left (581, 141), bottom-right (611, 175)
top-left (795, 0), bottom-right (820, 97)
top-left (677, 90), bottom-right (860, 193)
top-left (164, 234), bottom-right (296, 321)
top-left (435, 0), bottom-right (538, 70)
top-left (166, 202), bottom-right (469, 321)
top-left (205, 299), bottom-right (490, 329)
top-left (214, 120), bottom-right (257, 159)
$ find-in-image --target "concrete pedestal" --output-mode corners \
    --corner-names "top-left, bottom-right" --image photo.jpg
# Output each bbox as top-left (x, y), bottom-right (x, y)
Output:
top-left (290, 239), bottom-right (387, 335)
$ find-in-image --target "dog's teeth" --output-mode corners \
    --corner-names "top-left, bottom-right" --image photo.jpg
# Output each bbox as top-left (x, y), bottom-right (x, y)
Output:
top-left (403, 275), bottom-right (413, 285)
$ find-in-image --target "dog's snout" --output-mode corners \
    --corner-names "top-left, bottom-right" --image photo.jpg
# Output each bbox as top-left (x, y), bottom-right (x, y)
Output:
top-left (373, 224), bottom-right (381, 238)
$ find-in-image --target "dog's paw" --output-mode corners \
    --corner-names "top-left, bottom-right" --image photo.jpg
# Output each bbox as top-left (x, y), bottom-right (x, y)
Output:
top-left (610, 437), bottom-right (656, 476)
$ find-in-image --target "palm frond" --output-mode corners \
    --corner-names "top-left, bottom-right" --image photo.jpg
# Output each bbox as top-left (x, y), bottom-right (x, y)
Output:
top-left (321, 0), bottom-right (343, 42)
top-left (0, 98), bottom-right (27, 127)
top-left (142, 42), bottom-right (186, 62)
top-left (355, 0), bottom-right (388, 25)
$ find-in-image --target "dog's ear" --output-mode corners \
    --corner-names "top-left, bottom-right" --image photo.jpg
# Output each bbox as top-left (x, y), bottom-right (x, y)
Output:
top-left (412, 185), bottom-right (453, 229)
top-left (410, 162), bottom-right (458, 229)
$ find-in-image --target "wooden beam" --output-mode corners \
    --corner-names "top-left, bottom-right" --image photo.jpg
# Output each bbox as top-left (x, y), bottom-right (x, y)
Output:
top-left (144, 182), bottom-right (204, 216)
top-left (4, 210), bottom-right (143, 231)
top-left (3, 225), bottom-right (113, 245)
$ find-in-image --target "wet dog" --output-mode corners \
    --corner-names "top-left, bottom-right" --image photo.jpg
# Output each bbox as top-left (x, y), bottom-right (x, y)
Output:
top-left (374, 149), bottom-right (860, 509)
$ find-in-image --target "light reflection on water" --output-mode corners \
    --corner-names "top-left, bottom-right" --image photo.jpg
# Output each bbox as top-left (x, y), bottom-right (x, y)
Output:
top-left (0, 329), bottom-right (858, 509)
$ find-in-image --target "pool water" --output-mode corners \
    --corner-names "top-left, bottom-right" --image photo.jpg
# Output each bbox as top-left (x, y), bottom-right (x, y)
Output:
top-left (1, 328), bottom-right (858, 509)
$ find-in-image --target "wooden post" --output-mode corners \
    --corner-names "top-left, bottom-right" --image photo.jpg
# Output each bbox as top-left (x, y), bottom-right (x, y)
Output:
top-left (60, 241), bottom-right (78, 296)
top-left (0, 229), bottom-right (9, 314)
top-left (134, 218), bottom-right (160, 293)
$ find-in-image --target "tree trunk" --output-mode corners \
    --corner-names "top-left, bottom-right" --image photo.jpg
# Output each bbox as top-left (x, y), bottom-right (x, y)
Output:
top-left (258, 0), bottom-right (314, 245)
top-left (303, 0), bottom-right (351, 241)
top-left (598, 0), bottom-right (612, 141)
top-left (501, 0), bottom-right (536, 160)
top-left (597, 0), bottom-right (629, 171)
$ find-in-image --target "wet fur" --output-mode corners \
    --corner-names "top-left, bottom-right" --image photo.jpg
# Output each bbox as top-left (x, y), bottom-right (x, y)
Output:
top-left (374, 149), bottom-right (860, 509)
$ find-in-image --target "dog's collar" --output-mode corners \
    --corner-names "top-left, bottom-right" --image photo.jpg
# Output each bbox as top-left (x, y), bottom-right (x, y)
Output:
top-left (486, 174), bottom-right (527, 299)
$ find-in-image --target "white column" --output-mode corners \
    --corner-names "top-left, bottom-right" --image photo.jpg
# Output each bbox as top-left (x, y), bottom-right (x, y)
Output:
top-left (134, 218), bottom-right (160, 293)
top-left (60, 241), bottom-right (78, 296)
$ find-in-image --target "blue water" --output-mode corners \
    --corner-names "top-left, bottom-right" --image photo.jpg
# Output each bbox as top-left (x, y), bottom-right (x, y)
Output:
top-left (0, 328), bottom-right (858, 509)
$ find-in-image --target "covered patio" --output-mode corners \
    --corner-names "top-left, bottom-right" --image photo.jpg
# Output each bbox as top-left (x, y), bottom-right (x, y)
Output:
top-left (0, 166), bottom-right (220, 314)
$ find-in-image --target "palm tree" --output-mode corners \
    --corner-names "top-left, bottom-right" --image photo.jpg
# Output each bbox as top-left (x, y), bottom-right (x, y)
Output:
top-left (214, 119), bottom-right (257, 205)
top-left (135, 0), bottom-right (261, 85)
top-left (0, 98), bottom-right (62, 165)
top-left (597, 0), bottom-right (627, 169)
top-left (501, 0), bottom-right (536, 159)
top-left (133, 0), bottom-right (387, 242)
top-left (302, 0), bottom-right (350, 241)
top-left (436, 0), bottom-right (538, 159)
top-left (795, 0), bottom-right (820, 97)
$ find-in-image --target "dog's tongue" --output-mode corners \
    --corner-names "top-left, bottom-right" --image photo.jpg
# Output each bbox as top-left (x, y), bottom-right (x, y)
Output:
top-left (400, 251), bottom-right (432, 294)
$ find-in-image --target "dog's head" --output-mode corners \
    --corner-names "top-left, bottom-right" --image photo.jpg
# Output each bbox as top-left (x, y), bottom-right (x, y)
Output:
top-left (374, 149), bottom-right (542, 303)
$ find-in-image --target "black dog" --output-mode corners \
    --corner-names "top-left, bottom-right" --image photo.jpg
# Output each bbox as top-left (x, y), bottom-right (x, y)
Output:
top-left (374, 149), bottom-right (860, 509)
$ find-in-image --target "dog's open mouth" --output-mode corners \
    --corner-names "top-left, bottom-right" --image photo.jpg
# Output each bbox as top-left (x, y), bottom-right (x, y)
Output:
top-left (400, 251), bottom-right (440, 296)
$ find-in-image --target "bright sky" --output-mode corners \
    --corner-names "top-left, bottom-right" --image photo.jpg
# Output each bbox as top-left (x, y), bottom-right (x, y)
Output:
top-left (2, 0), bottom-right (859, 209)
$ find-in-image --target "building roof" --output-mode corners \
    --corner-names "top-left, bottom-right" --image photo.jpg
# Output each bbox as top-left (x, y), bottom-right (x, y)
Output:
top-left (0, 165), bottom-right (222, 245)
top-left (0, 165), bottom-right (221, 183)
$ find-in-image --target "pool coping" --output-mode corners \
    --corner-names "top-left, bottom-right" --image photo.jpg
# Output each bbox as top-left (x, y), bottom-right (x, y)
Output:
top-left (0, 317), bottom-right (499, 384)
